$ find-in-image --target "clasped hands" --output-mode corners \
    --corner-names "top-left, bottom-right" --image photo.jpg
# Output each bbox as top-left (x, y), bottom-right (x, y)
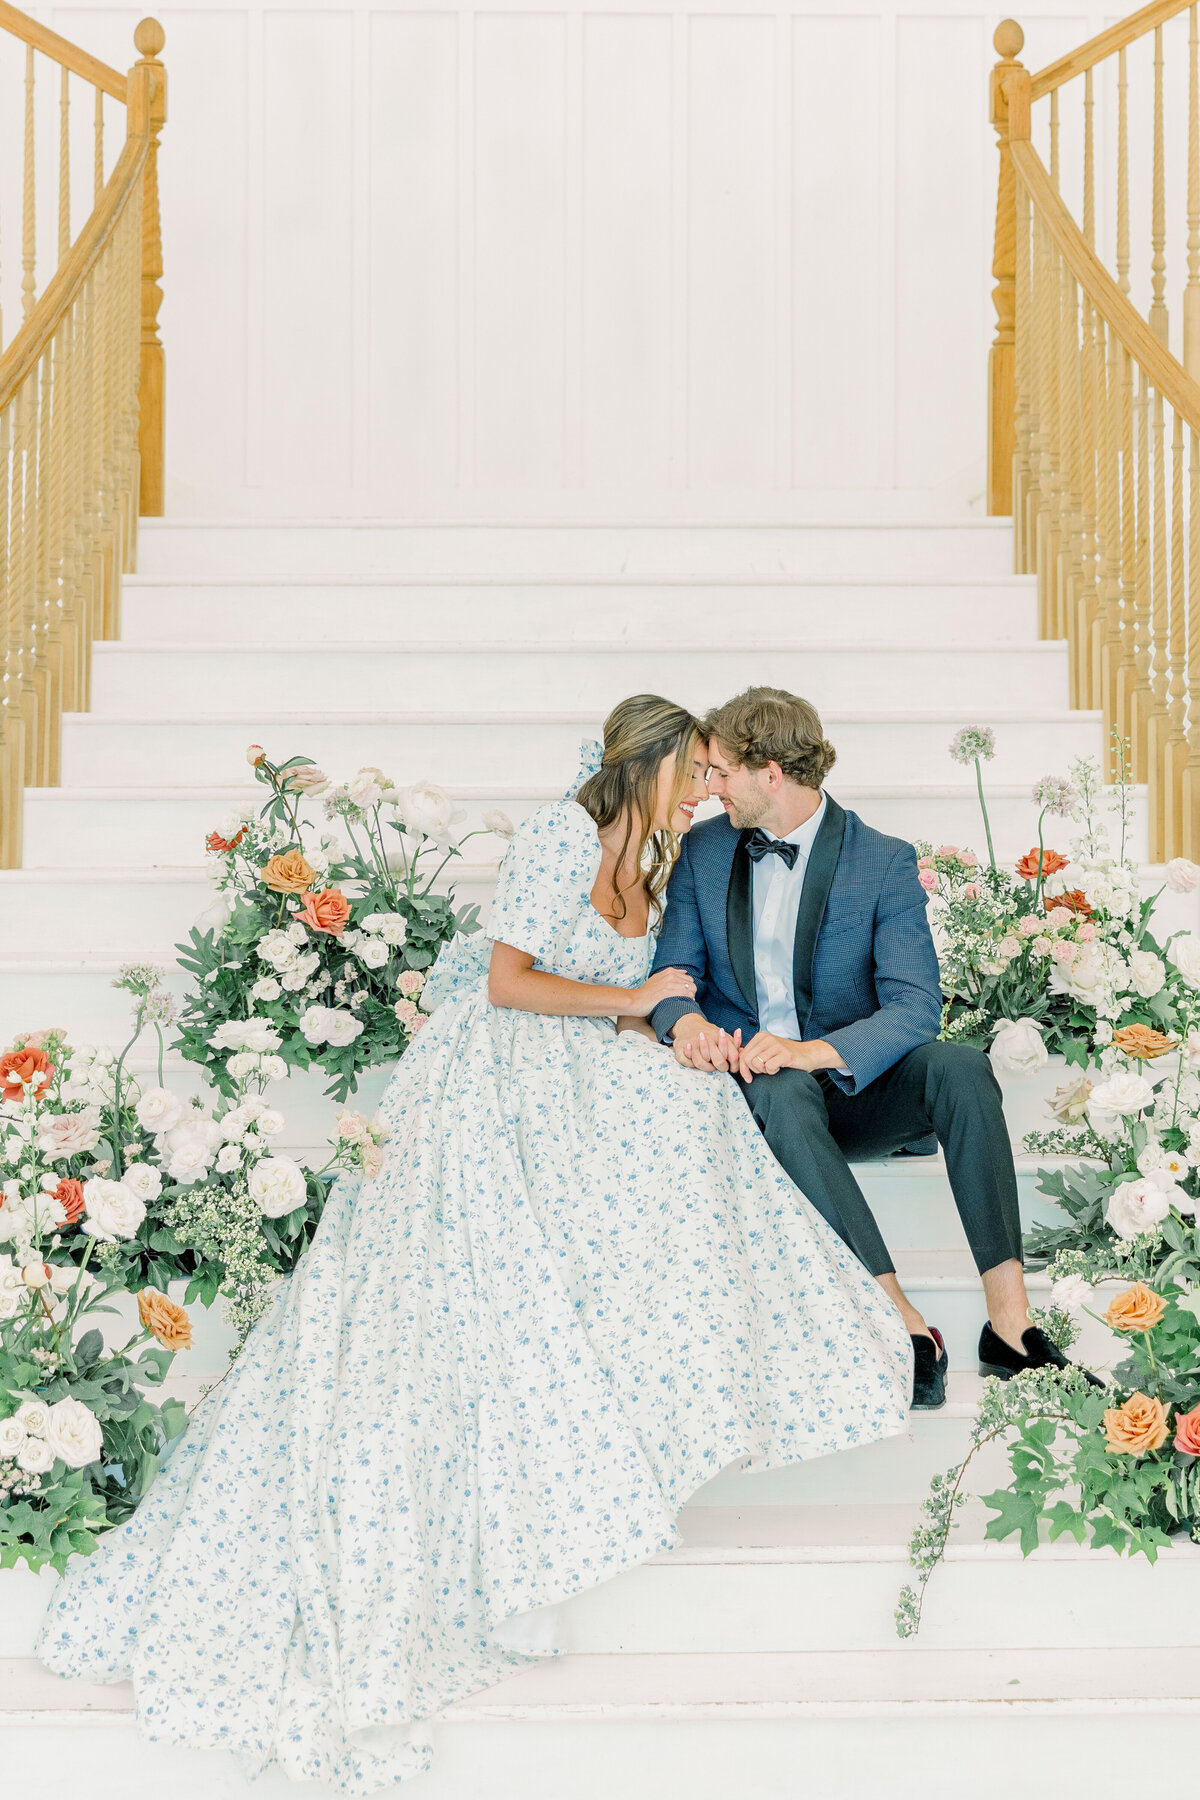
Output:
top-left (670, 1014), bottom-right (842, 1082)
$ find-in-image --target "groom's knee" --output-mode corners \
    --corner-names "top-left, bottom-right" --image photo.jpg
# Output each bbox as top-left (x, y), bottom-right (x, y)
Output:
top-left (747, 1066), bottom-right (829, 1126)
top-left (906, 1039), bottom-right (1001, 1106)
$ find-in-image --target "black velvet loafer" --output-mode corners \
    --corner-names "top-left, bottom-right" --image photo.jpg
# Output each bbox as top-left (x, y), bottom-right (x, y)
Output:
top-left (978, 1322), bottom-right (1103, 1386)
top-left (911, 1327), bottom-right (948, 1410)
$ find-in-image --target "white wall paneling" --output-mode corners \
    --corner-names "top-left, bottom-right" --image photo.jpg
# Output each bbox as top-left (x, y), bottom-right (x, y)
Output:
top-left (0, 2), bottom-right (1173, 519)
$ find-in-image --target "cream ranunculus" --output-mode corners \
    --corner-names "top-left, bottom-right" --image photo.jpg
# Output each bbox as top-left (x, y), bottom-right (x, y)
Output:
top-left (15, 1399), bottom-right (51, 1436)
top-left (1087, 1070), bottom-right (1156, 1117)
top-left (1127, 949), bottom-right (1166, 998)
top-left (82, 1176), bottom-right (147, 1243)
top-left (1051, 1272), bottom-right (1092, 1313)
top-left (324, 1009), bottom-right (365, 1048)
top-left (121, 1162), bottom-right (163, 1204)
top-left (1170, 933), bottom-right (1200, 990)
top-left (16, 1436), bottom-right (56, 1476)
top-left (43, 1396), bottom-right (104, 1468)
top-left (255, 929), bottom-right (301, 971)
top-left (395, 780), bottom-right (467, 849)
top-left (988, 1017), bottom-right (1048, 1076)
top-left (249, 1156), bottom-right (308, 1218)
top-left (1105, 1176), bottom-right (1172, 1240)
top-left (210, 1018), bottom-right (283, 1053)
top-left (299, 1005), bottom-right (332, 1046)
top-left (0, 1415), bottom-right (26, 1456)
top-left (377, 914), bottom-right (409, 947)
top-left (357, 938), bottom-right (390, 970)
top-left (135, 1086), bottom-right (186, 1135)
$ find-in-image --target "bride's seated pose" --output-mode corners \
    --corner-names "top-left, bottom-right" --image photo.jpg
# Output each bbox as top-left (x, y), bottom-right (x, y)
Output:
top-left (38, 693), bottom-right (912, 1794)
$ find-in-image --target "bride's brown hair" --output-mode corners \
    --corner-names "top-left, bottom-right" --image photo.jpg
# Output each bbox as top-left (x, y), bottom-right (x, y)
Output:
top-left (575, 694), bottom-right (702, 923)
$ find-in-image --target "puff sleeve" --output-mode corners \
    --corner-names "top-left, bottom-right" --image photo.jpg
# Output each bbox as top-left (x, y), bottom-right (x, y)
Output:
top-left (486, 802), bottom-right (601, 969)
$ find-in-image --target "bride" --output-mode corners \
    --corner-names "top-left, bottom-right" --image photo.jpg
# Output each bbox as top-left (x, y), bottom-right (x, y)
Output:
top-left (38, 693), bottom-right (912, 1792)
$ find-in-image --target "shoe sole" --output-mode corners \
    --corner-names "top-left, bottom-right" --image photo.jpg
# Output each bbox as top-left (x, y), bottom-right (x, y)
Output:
top-left (978, 1360), bottom-right (1017, 1380)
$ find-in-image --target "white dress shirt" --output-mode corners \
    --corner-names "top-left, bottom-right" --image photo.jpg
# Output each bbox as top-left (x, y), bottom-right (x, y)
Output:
top-left (750, 794), bottom-right (828, 1041)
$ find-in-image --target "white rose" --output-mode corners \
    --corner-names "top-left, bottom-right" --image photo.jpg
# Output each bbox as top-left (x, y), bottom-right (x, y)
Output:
top-left (1087, 1071), bottom-right (1156, 1117)
top-left (226, 1051), bottom-right (259, 1080)
top-left (988, 1017), bottom-right (1048, 1076)
top-left (36, 1110), bottom-right (101, 1158)
top-left (16, 1436), bottom-right (56, 1476)
top-left (1137, 1143), bottom-right (1167, 1177)
top-left (15, 1399), bottom-right (51, 1436)
top-left (1127, 949), bottom-right (1166, 998)
top-left (136, 1087), bottom-right (186, 1134)
top-left (1050, 1273), bottom-right (1092, 1313)
top-left (82, 1177), bottom-right (146, 1243)
top-left (1105, 1177), bottom-right (1171, 1240)
top-left (121, 1162), bottom-right (162, 1203)
top-left (1170, 934), bottom-right (1200, 990)
top-left (1048, 945), bottom-right (1115, 1008)
top-left (378, 915), bottom-right (409, 947)
top-left (299, 1005), bottom-right (332, 1046)
top-left (251, 977), bottom-right (282, 1003)
top-left (255, 1108), bottom-right (284, 1137)
top-left (357, 938), bottom-right (390, 970)
top-left (324, 1010), bottom-right (365, 1048)
top-left (43, 1396), bottom-right (104, 1469)
top-left (194, 888), bottom-right (234, 936)
top-left (0, 1289), bottom-right (22, 1319)
top-left (260, 1055), bottom-right (288, 1082)
top-left (256, 930), bottom-right (300, 971)
top-left (166, 1143), bottom-right (211, 1184)
top-left (1166, 858), bottom-right (1200, 894)
top-left (248, 1156), bottom-right (308, 1219)
top-left (346, 771), bottom-right (384, 809)
top-left (0, 1415), bottom-right (27, 1456)
top-left (281, 952), bottom-right (321, 993)
top-left (395, 779), bottom-right (466, 849)
top-left (482, 808), bottom-right (516, 840)
top-left (215, 1143), bottom-right (242, 1174)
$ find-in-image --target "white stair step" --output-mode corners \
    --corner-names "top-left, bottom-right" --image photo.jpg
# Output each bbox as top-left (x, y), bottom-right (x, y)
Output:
top-left (121, 575), bottom-right (1038, 647)
top-left (56, 710), bottom-right (1104, 788)
top-left (132, 518), bottom-right (1017, 579)
top-left (20, 781), bottom-right (1148, 869)
top-left (88, 642), bottom-right (1069, 716)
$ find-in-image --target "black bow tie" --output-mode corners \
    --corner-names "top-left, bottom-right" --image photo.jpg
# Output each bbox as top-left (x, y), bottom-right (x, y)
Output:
top-left (745, 829), bottom-right (800, 869)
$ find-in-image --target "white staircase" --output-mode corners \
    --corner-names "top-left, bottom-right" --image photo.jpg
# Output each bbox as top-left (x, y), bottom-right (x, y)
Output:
top-left (3, 513), bottom-right (1198, 1795)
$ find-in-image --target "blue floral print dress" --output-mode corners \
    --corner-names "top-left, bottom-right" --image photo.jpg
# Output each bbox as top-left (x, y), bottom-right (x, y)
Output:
top-left (38, 799), bottom-right (912, 1793)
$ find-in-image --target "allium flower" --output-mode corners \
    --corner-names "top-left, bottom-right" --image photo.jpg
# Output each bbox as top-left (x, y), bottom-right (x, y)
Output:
top-left (1032, 775), bottom-right (1079, 819)
top-left (948, 726), bottom-right (995, 765)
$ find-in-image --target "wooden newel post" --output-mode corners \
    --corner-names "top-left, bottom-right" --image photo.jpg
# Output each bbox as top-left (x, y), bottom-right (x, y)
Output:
top-left (129, 18), bottom-right (166, 516)
top-left (988, 19), bottom-right (1026, 516)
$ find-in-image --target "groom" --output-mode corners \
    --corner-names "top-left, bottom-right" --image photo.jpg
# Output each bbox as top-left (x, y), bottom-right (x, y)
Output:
top-left (649, 685), bottom-right (1080, 1408)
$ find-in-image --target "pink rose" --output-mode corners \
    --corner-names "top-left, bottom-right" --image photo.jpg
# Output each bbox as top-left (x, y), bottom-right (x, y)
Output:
top-left (396, 970), bottom-right (427, 998)
top-left (917, 856), bottom-right (934, 870)
top-left (1017, 915), bottom-right (1042, 938)
top-left (1046, 906), bottom-right (1072, 928)
top-left (917, 869), bottom-right (939, 893)
top-left (36, 1110), bottom-right (101, 1158)
top-left (963, 884), bottom-right (981, 900)
top-left (1051, 940), bottom-right (1077, 965)
top-left (1076, 922), bottom-right (1097, 942)
top-left (935, 845), bottom-right (959, 859)
top-left (958, 850), bottom-right (979, 868)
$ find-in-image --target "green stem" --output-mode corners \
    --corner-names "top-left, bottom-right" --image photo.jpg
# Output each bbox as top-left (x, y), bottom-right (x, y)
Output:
top-left (1033, 806), bottom-right (1048, 913)
top-left (109, 1001), bottom-right (147, 1177)
top-left (975, 757), bottom-right (997, 874)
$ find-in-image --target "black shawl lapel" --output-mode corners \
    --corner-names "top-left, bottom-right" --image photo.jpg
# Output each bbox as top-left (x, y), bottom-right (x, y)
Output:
top-left (792, 795), bottom-right (846, 1031)
top-left (725, 830), bottom-right (758, 1016)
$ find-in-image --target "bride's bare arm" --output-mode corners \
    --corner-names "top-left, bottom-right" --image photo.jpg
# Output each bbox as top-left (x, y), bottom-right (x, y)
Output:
top-left (488, 941), bottom-right (695, 1019)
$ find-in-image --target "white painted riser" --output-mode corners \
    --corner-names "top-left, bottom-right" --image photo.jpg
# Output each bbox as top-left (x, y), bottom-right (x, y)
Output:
top-left (121, 577), bottom-right (1039, 646)
top-left (133, 520), bottom-right (1017, 580)
top-left (19, 783), bottom-right (1151, 870)
top-left (56, 712), bottom-right (1104, 789)
top-left (89, 642), bottom-right (1070, 716)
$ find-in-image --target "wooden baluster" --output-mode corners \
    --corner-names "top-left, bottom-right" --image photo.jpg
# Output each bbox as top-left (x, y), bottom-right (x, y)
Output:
top-left (0, 404), bottom-right (23, 867)
top-left (1013, 176), bottom-right (1033, 570)
top-left (1116, 345), bottom-right (1139, 757)
top-left (31, 349), bottom-right (55, 784)
top-left (1151, 24), bottom-right (1169, 346)
top-left (14, 381), bottom-right (39, 773)
top-left (1182, 425), bottom-right (1200, 855)
top-left (1041, 237), bottom-right (1066, 642)
top-left (1164, 408), bottom-right (1190, 857)
top-left (1053, 252), bottom-right (1074, 642)
top-left (1079, 295), bottom-right (1100, 708)
top-left (1187, 6), bottom-right (1200, 376)
top-left (1118, 48), bottom-right (1131, 298)
top-left (1148, 389), bottom-right (1171, 858)
top-left (988, 21), bottom-right (1025, 516)
top-left (22, 46), bottom-right (36, 321)
top-left (131, 20), bottom-right (167, 518)
top-left (58, 67), bottom-right (71, 262)
top-left (1083, 68), bottom-right (1095, 251)
top-left (1130, 367), bottom-right (1155, 779)
top-left (1063, 272), bottom-right (1089, 703)
top-left (1050, 88), bottom-right (1060, 192)
top-left (94, 85), bottom-right (104, 203)
top-left (1097, 320), bottom-right (1123, 774)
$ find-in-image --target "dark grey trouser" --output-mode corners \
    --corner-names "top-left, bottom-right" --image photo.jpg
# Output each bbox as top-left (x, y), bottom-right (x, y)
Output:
top-left (740, 1040), bottom-right (1023, 1279)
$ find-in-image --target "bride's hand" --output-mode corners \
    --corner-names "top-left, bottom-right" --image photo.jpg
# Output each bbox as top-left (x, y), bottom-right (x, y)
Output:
top-left (625, 968), bottom-right (697, 1018)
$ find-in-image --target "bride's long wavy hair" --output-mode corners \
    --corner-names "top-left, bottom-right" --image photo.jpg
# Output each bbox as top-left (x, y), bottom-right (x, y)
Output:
top-left (575, 694), bottom-right (703, 923)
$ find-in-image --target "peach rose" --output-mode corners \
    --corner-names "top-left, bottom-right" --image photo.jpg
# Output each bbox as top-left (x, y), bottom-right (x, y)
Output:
top-left (0, 1047), bottom-right (54, 1102)
top-left (53, 1178), bottom-right (85, 1225)
top-left (1046, 889), bottom-right (1094, 920)
top-left (1103, 1391), bottom-right (1170, 1455)
top-left (295, 888), bottom-right (352, 936)
top-left (1015, 847), bottom-right (1069, 881)
top-left (1173, 1404), bottom-right (1200, 1456)
top-left (1112, 1024), bottom-right (1176, 1060)
top-left (137, 1288), bottom-right (194, 1352)
top-left (1104, 1282), bottom-right (1167, 1333)
top-left (260, 849), bottom-right (317, 895)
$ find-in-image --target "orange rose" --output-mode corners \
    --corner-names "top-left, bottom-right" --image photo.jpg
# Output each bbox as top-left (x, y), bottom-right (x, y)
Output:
top-left (1015, 847), bottom-right (1069, 881)
top-left (137, 1288), bottom-right (194, 1352)
top-left (1104, 1282), bottom-right (1167, 1333)
top-left (1045, 889), bottom-right (1093, 920)
top-left (1103, 1391), bottom-right (1170, 1455)
top-left (1174, 1404), bottom-right (1200, 1456)
top-left (0, 1047), bottom-right (54, 1102)
top-left (295, 888), bottom-right (352, 936)
top-left (260, 849), bottom-right (316, 894)
top-left (1112, 1024), bottom-right (1176, 1060)
top-left (53, 1178), bottom-right (85, 1225)
top-left (207, 828), bottom-right (246, 854)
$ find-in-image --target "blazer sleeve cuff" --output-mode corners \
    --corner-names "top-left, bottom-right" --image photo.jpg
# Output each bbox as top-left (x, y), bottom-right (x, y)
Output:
top-left (650, 997), bottom-right (697, 1044)
top-left (822, 1028), bottom-right (863, 1094)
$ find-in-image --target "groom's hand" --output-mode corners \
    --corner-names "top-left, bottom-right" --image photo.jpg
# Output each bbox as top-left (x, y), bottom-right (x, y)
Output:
top-left (738, 1033), bottom-right (843, 1080)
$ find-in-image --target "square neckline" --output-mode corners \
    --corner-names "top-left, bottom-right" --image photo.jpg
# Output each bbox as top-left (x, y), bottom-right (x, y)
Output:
top-left (570, 800), bottom-right (652, 942)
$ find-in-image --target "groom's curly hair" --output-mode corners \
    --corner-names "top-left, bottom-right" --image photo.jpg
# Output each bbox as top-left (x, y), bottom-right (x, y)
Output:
top-left (703, 687), bottom-right (837, 790)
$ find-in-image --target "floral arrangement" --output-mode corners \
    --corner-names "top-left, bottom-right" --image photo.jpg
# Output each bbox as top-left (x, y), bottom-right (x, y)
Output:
top-left (174, 747), bottom-right (511, 1102)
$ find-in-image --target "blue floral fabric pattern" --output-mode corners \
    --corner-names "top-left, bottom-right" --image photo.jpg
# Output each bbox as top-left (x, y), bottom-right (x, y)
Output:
top-left (38, 800), bottom-right (912, 1792)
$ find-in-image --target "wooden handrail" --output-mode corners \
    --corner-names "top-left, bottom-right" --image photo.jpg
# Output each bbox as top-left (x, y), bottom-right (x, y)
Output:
top-left (0, 0), bottom-right (126, 101)
top-left (0, 135), bottom-right (148, 409)
top-left (1031, 0), bottom-right (1191, 101)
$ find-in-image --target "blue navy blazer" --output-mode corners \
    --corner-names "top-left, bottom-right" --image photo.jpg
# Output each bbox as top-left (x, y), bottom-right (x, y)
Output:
top-left (649, 795), bottom-right (943, 1095)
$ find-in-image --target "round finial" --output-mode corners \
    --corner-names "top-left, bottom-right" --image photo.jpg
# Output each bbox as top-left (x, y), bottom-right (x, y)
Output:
top-left (135, 17), bottom-right (165, 57)
top-left (994, 19), bottom-right (1024, 60)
